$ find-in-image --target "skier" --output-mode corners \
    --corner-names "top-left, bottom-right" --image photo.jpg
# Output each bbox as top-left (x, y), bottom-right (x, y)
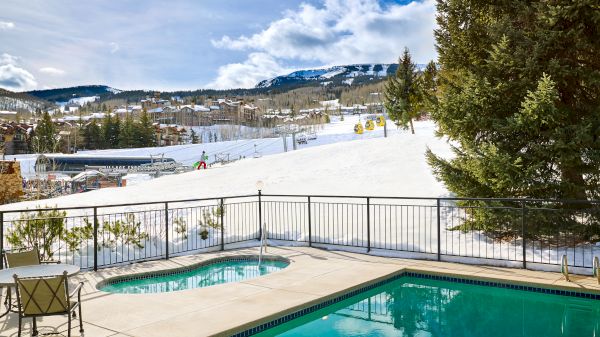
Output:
top-left (196, 150), bottom-right (208, 170)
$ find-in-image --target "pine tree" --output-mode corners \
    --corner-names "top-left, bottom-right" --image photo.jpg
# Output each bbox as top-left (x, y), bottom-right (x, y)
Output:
top-left (119, 114), bottom-right (135, 148)
top-left (135, 111), bottom-right (156, 147)
top-left (110, 115), bottom-right (121, 148)
top-left (427, 1), bottom-right (600, 239)
top-left (190, 129), bottom-right (199, 144)
top-left (420, 61), bottom-right (438, 111)
top-left (384, 47), bottom-right (421, 134)
top-left (429, 0), bottom-right (600, 201)
top-left (32, 111), bottom-right (57, 153)
top-left (101, 114), bottom-right (113, 149)
top-left (82, 120), bottom-right (102, 150)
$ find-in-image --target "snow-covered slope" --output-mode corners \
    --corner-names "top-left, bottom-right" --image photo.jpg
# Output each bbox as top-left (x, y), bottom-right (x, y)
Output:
top-left (1, 119), bottom-right (452, 211)
top-left (27, 85), bottom-right (121, 104)
top-left (256, 64), bottom-right (399, 89)
top-left (256, 63), bottom-right (429, 89)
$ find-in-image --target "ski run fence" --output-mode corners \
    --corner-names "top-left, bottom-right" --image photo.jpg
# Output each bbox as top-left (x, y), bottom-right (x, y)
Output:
top-left (1, 193), bottom-right (599, 275)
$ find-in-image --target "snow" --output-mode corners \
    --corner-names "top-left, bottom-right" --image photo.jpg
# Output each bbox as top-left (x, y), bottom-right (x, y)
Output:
top-left (106, 87), bottom-right (123, 94)
top-left (343, 78), bottom-right (354, 85)
top-left (57, 96), bottom-right (100, 108)
top-left (3, 116), bottom-right (449, 209)
top-left (320, 67), bottom-right (345, 79)
top-left (378, 64), bottom-right (389, 76)
top-left (3, 116), bottom-right (598, 274)
top-left (122, 173), bottom-right (153, 186)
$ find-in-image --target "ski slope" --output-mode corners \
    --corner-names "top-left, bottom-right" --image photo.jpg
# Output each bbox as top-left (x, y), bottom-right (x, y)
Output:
top-left (2, 117), bottom-right (452, 210)
top-left (11, 115), bottom-right (417, 177)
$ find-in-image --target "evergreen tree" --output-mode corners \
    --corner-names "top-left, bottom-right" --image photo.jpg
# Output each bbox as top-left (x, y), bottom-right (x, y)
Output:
top-left (429, 0), bottom-right (600, 201)
top-left (119, 114), bottom-right (135, 148)
top-left (427, 1), bottom-right (600, 239)
top-left (82, 120), bottom-right (102, 150)
top-left (101, 114), bottom-right (113, 149)
top-left (110, 115), bottom-right (121, 148)
top-left (32, 111), bottom-right (58, 153)
top-left (135, 111), bottom-right (156, 147)
top-left (420, 61), bottom-right (438, 111)
top-left (384, 47), bottom-right (421, 134)
top-left (190, 129), bottom-right (199, 144)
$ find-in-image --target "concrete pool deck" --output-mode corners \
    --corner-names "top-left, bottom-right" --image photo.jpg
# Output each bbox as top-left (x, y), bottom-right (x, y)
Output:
top-left (1, 246), bottom-right (600, 336)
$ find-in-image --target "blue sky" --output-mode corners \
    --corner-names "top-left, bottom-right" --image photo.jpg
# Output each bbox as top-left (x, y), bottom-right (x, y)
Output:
top-left (0, 0), bottom-right (436, 92)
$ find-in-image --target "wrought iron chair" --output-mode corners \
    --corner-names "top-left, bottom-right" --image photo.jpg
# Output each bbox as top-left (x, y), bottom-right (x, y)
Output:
top-left (12, 271), bottom-right (84, 337)
top-left (2, 244), bottom-right (60, 310)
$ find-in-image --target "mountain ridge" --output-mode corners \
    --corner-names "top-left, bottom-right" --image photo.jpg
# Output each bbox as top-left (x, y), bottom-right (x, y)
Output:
top-left (256, 63), bottom-right (400, 89)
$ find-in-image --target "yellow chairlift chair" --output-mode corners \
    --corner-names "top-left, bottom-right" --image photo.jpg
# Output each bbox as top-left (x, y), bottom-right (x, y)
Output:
top-left (354, 123), bottom-right (364, 134)
top-left (376, 115), bottom-right (386, 127)
top-left (365, 119), bottom-right (375, 131)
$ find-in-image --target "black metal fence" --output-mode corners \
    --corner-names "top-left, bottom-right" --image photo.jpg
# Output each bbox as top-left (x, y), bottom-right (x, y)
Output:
top-left (1, 193), bottom-right (599, 273)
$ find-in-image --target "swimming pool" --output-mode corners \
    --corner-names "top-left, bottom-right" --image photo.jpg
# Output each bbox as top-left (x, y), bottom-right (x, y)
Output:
top-left (99, 257), bottom-right (289, 294)
top-left (251, 274), bottom-right (600, 337)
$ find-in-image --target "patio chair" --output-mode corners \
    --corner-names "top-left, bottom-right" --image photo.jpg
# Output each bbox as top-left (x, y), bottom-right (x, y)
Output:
top-left (2, 244), bottom-right (60, 307)
top-left (3, 244), bottom-right (60, 268)
top-left (12, 271), bottom-right (84, 337)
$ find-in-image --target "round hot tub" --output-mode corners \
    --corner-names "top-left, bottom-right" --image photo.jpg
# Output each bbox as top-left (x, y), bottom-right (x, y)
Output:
top-left (98, 256), bottom-right (289, 294)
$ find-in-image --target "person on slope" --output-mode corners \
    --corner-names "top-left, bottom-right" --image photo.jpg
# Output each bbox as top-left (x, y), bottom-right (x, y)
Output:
top-left (197, 150), bottom-right (208, 170)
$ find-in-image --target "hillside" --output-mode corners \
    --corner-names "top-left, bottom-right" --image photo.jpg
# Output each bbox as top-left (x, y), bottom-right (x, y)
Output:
top-left (26, 85), bottom-right (122, 103)
top-left (256, 64), bottom-right (401, 90)
top-left (0, 88), bottom-right (51, 112)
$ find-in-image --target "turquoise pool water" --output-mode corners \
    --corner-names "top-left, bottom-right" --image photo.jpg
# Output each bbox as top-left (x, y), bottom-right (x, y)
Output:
top-left (100, 259), bottom-right (288, 294)
top-left (255, 276), bottom-right (600, 337)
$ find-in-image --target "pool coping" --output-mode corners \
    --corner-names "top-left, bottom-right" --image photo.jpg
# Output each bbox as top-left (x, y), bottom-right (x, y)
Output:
top-left (3, 247), bottom-right (599, 337)
top-left (96, 254), bottom-right (291, 291)
top-left (230, 265), bottom-right (600, 337)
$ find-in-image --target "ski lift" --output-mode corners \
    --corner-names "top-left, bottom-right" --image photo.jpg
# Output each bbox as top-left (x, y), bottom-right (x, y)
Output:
top-left (354, 123), bottom-right (364, 134)
top-left (376, 115), bottom-right (386, 127)
top-left (365, 119), bottom-right (375, 131)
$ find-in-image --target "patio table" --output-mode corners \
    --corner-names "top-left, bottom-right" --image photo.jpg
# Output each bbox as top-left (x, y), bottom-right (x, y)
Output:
top-left (0, 264), bottom-right (80, 318)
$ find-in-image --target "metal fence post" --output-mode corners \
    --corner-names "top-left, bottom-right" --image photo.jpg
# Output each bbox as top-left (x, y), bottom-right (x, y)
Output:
top-left (522, 201), bottom-right (527, 269)
top-left (366, 197), bottom-right (371, 252)
top-left (93, 207), bottom-right (98, 271)
top-left (258, 190), bottom-right (262, 241)
top-left (165, 202), bottom-right (169, 260)
top-left (220, 198), bottom-right (225, 251)
top-left (307, 196), bottom-right (312, 247)
top-left (0, 212), bottom-right (4, 270)
top-left (437, 198), bottom-right (441, 261)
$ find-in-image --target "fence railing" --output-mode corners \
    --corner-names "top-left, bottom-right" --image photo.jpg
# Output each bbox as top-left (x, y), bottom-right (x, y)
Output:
top-left (1, 194), bottom-right (599, 273)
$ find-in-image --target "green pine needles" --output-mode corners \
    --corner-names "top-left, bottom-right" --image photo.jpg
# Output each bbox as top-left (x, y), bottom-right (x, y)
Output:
top-left (427, 1), bottom-right (600, 242)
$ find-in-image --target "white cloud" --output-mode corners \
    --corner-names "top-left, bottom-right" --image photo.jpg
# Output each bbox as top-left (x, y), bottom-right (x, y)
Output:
top-left (0, 53), bottom-right (37, 91)
top-left (109, 42), bottom-right (120, 54)
top-left (0, 21), bottom-right (15, 30)
top-left (0, 53), bottom-right (19, 65)
top-left (210, 0), bottom-right (437, 88)
top-left (39, 67), bottom-right (66, 75)
top-left (207, 53), bottom-right (293, 89)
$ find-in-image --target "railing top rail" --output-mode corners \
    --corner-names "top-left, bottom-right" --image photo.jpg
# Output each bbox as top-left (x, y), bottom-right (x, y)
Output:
top-left (261, 194), bottom-right (600, 204)
top-left (0, 193), bottom-right (257, 214)
top-left (1, 193), bottom-right (599, 214)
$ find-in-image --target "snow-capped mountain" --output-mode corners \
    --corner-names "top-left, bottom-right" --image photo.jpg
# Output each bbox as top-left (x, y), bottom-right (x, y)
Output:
top-left (256, 64), bottom-right (401, 89)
